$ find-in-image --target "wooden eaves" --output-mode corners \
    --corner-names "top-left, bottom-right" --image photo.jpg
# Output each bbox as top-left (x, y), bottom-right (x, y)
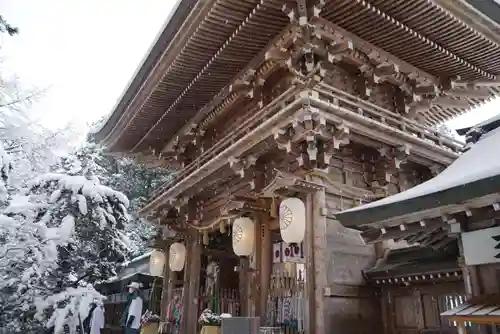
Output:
top-left (94, 0), bottom-right (500, 157)
top-left (364, 245), bottom-right (462, 286)
top-left (335, 123), bottom-right (500, 245)
top-left (441, 293), bottom-right (500, 325)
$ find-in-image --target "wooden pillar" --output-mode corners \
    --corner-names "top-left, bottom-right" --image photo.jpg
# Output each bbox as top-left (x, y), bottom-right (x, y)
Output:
top-left (253, 215), bottom-right (262, 318)
top-left (304, 192), bottom-right (315, 334)
top-left (160, 246), bottom-right (171, 322)
top-left (239, 257), bottom-right (250, 316)
top-left (311, 178), bottom-right (327, 334)
top-left (259, 216), bottom-right (272, 325)
top-left (181, 234), bottom-right (202, 334)
top-left (181, 240), bottom-right (192, 334)
top-left (188, 234), bottom-right (202, 334)
top-left (414, 291), bottom-right (425, 331)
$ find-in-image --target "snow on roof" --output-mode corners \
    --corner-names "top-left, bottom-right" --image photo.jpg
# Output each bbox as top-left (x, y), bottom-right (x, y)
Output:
top-left (120, 251), bottom-right (152, 268)
top-left (341, 124), bottom-right (500, 214)
top-left (473, 111), bottom-right (500, 130)
top-left (106, 253), bottom-right (153, 283)
top-left (456, 104), bottom-right (500, 135)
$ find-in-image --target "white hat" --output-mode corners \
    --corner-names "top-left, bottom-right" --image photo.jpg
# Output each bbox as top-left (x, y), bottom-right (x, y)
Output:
top-left (126, 282), bottom-right (141, 290)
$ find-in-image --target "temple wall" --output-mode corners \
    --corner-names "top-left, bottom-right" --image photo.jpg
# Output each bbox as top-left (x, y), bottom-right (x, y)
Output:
top-left (323, 192), bottom-right (382, 333)
top-left (325, 217), bottom-right (375, 285)
top-left (475, 263), bottom-right (500, 294)
top-left (320, 157), bottom-right (423, 333)
top-left (324, 296), bottom-right (382, 334)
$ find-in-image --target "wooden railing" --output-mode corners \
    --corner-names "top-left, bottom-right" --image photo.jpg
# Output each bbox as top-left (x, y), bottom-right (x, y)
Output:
top-left (147, 82), bottom-right (465, 207)
top-left (147, 86), bottom-right (302, 204)
top-left (315, 82), bottom-right (464, 154)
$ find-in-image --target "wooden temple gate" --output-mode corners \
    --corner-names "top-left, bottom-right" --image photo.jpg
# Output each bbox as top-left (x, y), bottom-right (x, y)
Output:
top-left (94, 0), bottom-right (500, 333)
top-left (364, 245), bottom-right (466, 334)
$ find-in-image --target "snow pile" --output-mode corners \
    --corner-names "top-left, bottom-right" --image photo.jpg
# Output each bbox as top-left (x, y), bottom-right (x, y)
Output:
top-left (343, 125), bottom-right (500, 213)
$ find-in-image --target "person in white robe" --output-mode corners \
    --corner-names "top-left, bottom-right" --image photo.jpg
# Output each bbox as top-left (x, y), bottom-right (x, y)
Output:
top-left (90, 301), bottom-right (105, 334)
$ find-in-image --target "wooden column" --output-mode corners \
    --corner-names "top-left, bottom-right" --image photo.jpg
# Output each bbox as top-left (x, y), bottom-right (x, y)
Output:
top-left (311, 177), bottom-right (327, 334)
top-left (414, 290), bottom-right (425, 331)
top-left (181, 240), bottom-right (191, 334)
top-left (183, 234), bottom-right (202, 334)
top-left (239, 257), bottom-right (250, 316)
top-left (253, 215), bottom-right (262, 318)
top-left (304, 192), bottom-right (315, 334)
top-left (160, 246), bottom-right (171, 323)
top-left (259, 215), bottom-right (272, 325)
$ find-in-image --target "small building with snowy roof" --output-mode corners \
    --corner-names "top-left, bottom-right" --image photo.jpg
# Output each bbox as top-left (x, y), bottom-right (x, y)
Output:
top-left (335, 114), bottom-right (500, 332)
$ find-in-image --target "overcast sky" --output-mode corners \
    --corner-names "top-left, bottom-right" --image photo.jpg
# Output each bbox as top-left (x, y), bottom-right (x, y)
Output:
top-left (0, 0), bottom-right (499, 133)
top-left (0, 0), bottom-right (175, 130)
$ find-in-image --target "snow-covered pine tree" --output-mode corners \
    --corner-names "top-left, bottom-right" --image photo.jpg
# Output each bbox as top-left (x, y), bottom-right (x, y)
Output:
top-left (0, 139), bottom-right (134, 333)
top-left (67, 132), bottom-right (172, 255)
top-left (0, 171), bottom-right (132, 333)
top-left (0, 46), bottom-right (126, 332)
top-left (102, 155), bottom-right (171, 255)
top-left (0, 175), bottom-right (128, 332)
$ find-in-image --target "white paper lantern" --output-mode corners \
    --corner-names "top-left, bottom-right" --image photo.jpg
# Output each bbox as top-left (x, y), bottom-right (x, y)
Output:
top-left (149, 250), bottom-right (166, 277)
top-left (169, 242), bottom-right (186, 272)
top-left (232, 217), bottom-right (255, 256)
top-left (279, 197), bottom-right (306, 244)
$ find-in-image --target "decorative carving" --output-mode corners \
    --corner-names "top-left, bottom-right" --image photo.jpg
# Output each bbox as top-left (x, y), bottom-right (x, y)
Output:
top-left (371, 144), bottom-right (411, 189)
top-left (282, 3), bottom-right (297, 23)
top-left (380, 144), bottom-right (411, 169)
top-left (228, 155), bottom-right (257, 178)
top-left (168, 196), bottom-right (189, 211)
top-left (261, 169), bottom-right (323, 197)
top-left (220, 196), bottom-right (268, 216)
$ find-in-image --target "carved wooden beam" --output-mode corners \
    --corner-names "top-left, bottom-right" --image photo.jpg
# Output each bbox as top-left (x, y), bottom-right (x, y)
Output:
top-left (361, 220), bottom-right (446, 243)
top-left (327, 39), bottom-right (355, 63)
top-left (167, 196), bottom-right (189, 212)
top-left (371, 144), bottom-right (411, 188)
top-left (261, 169), bottom-right (323, 197)
top-left (419, 229), bottom-right (449, 248)
top-left (373, 63), bottom-right (400, 83)
top-left (282, 2), bottom-right (297, 23)
top-left (228, 155), bottom-right (257, 178)
top-left (220, 196), bottom-right (268, 216)
top-left (445, 87), bottom-right (492, 99)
